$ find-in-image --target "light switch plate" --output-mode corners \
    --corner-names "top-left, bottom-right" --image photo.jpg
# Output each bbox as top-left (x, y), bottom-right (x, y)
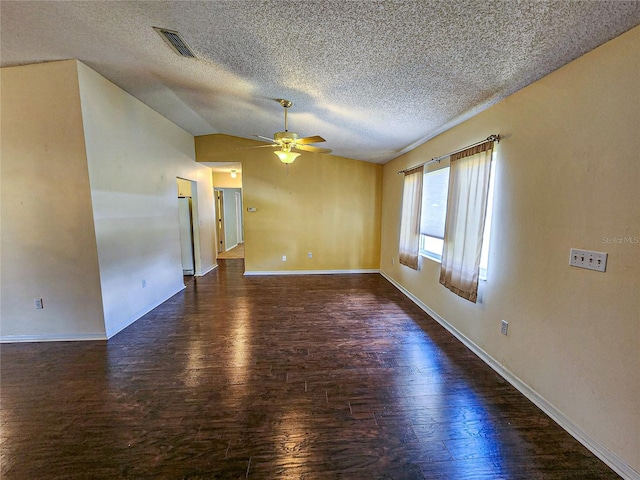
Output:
top-left (569, 248), bottom-right (607, 272)
top-left (500, 320), bottom-right (509, 336)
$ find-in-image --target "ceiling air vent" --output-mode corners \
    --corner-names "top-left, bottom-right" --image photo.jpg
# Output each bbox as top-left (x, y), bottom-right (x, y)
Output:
top-left (153, 27), bottom-right (197, 58)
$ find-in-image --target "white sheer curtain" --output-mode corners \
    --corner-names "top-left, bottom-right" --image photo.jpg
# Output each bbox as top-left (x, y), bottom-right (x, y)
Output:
top-left (399, 166), bottom-right (423, 270)
top-left (439, 142), bottom-right (494, 302)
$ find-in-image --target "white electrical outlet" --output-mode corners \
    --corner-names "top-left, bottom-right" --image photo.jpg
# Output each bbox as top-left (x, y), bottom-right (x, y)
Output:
top-left (308, 252), bottom-right (313, 259)
top-left (500, 320), bottom-right (509, 336)
top-left (569, 248), bottom-right (607, 272)
top-left (34, 298), bottom-right (44, 309)
top-left (282, 255), bottom-right (287, 262)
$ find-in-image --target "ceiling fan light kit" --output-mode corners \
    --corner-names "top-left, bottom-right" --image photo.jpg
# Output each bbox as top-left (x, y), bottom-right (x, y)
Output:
top-left (274, 150), bottom-right (300, 164)
top-left (251, 99), bottom-right (331, 165)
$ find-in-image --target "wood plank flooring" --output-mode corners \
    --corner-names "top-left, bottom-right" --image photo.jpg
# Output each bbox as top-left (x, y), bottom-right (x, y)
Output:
top-left (1, 259), bottom-right (620, 479)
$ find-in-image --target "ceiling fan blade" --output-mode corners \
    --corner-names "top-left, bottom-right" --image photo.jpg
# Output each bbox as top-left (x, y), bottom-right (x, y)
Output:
top-left (254, 134), bottom-right (277, 143)
top-left (295, 144), bottom-right (332, 154)
top-left (237, 144), bottom-right (277, 150)
top-left (297, 135), bottom-right (326, 145)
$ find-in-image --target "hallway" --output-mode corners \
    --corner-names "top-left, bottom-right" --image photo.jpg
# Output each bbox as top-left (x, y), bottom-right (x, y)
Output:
top-left (217, 243), bottom-right (244, 259)
top-left (0, 260), bottom-right (618, 479)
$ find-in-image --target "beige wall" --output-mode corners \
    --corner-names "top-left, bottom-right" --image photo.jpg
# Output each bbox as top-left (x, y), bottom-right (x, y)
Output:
top-left (0, 61), bottom-right (106, 340)
top-left (77, 62), bottom-right (216, 337)
top-left (1, 60), bottom-right (217, 341)
top-left (380, 26), bottom-right (640, 473)
top-left (196, 134), bottom-right (382, 272)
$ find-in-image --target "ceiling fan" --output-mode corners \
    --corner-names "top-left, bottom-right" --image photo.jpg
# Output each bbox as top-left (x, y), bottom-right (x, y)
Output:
top-left (253, 99), bottom-right (332, 164)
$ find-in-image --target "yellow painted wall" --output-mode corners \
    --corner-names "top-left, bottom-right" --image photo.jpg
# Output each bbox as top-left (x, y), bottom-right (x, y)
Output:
top-left (212, 171), bottom-right (242, 188)
top-left (0, 60), bottom-right (106, 340)
top-left (177, 177), bottom-right (193, 197)
top-left (380, 26), bottom-right (640, 472)
top-left (196, 134), bottom-right (382, 272)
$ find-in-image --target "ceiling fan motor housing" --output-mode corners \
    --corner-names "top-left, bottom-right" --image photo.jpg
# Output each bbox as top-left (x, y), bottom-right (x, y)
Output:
top-left (274, 131), bottom-right (298, 146)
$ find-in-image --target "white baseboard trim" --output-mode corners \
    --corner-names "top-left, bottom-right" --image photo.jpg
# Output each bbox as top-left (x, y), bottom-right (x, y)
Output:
top-left (197, 263), bottom-right (218, 276)
top-left (380, 271), bottom-right (639, 480)
top-left (244, 269), bottom-right (380, 276)
top-left (0, 332), bottom-right (107, 343)
top-left (105, 284), bottom-right (186, 339)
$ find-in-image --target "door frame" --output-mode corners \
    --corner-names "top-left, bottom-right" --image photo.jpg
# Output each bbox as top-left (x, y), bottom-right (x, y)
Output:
top-left (176, 177), bottom-right (202, 276)
top-left (215, 189), bottom-right (225, 254)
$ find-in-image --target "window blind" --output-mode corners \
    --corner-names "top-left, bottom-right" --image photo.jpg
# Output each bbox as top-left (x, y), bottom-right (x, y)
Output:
top-left (420, 167), bottom-right (450, 239)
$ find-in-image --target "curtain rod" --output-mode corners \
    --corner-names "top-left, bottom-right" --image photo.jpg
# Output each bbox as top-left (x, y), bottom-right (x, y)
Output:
top-left (397, 134), bottom-right (500, 175)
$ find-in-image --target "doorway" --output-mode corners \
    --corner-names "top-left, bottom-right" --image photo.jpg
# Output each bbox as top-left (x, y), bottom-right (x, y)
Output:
top-left (203, 163), bottom-right (244, 260)
top-left (215, 187), bottom-right (244, 259)
top-left (177, 196), bottom-right (195, 275)
top-left (177, 178), bottom-right (202, 278)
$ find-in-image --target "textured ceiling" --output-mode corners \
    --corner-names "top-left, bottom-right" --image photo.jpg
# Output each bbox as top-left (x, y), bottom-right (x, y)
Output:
top-left (2, 1), bottom-right (639, 164)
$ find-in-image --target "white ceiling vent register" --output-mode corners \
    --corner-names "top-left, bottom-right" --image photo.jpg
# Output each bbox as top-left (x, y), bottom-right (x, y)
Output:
top-left (153, 27), bottom-right (197, 58)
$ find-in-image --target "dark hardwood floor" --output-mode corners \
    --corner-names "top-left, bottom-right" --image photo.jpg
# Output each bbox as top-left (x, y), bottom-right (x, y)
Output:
top-left (1, 259), bottom-right (619, 479)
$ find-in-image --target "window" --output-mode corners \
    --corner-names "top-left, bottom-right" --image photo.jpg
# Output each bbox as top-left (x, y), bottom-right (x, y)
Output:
top-left (419, 157), bottom-right (496, 279)
top-left (419, 166), bottom-right (449, 262)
